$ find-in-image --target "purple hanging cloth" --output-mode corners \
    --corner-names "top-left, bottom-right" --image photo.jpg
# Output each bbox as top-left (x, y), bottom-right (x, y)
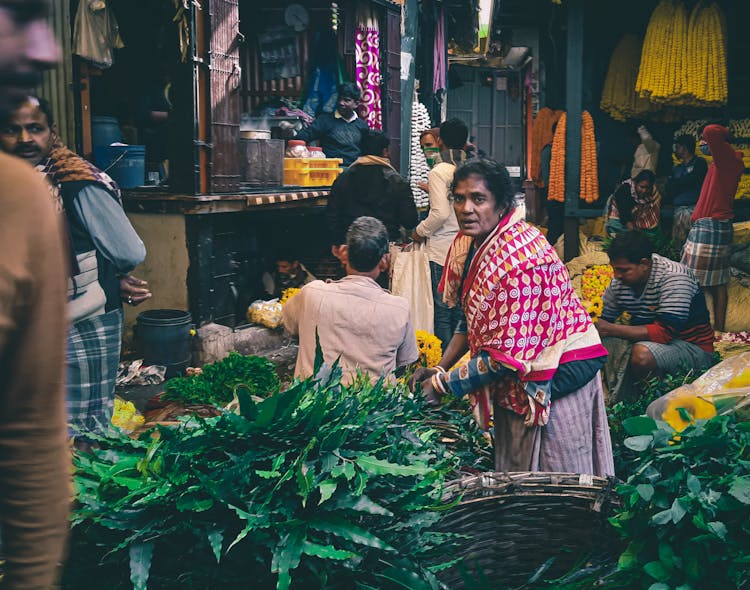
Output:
top-left (355, 19), bottom-right (383, 130)
top-left (433, 7), bottom-right (446, 94)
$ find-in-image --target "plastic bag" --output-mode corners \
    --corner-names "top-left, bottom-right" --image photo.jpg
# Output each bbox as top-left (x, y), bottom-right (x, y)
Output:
top-left (390, 242), bottom-right (434, 333)
top-left (647, 352), bottom-right (750, 431)
top-left (111, 396), bottom-right (145, 433)
top-left (247, 299), bottom-right (283, 329)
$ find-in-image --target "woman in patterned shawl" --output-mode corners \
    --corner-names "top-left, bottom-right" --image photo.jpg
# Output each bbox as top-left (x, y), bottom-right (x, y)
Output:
top-left (604, 169), bottom-right (661, 241)
top-left (410, 159), bottom-right (614, 475)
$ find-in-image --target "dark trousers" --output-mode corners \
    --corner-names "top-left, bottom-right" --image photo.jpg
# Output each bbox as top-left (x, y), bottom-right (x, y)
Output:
top-left (430, 261), bottom-right (462, 352)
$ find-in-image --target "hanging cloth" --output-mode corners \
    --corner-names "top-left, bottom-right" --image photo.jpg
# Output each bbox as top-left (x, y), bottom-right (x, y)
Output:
top-left (355, 5), bottom-right (382, 130)
top-left (302, 28), bottom-right (347, 117)
top-left (433, 7), bottom-right (446, 94)
top-left (73, 0), bottom-right (125, 69)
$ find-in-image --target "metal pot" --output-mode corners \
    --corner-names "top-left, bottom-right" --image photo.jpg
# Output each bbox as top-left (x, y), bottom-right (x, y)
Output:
top-left (240, 129), bottom-right (271, 140)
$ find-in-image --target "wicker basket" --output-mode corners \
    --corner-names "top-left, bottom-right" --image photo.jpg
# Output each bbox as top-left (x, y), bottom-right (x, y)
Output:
top-left (439, 472), bottom-right (620, 588)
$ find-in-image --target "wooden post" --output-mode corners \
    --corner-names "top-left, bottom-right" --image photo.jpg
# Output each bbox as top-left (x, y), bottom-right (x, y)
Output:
top-left (563, 0), bottom-right (583, 262)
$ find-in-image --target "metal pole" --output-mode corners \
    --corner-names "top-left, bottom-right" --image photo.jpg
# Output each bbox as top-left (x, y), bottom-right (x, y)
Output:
top-left (563, 0), bottom-right (583, 261)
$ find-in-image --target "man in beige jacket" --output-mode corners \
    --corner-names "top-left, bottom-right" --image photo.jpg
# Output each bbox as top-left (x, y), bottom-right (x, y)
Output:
top-left (284, 217), bottom-right (419, 383)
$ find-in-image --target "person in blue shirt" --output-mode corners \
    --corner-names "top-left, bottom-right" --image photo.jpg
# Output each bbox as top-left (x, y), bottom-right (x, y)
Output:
top-left (295, 82), bottom-right (370, 166)
top-left (666, 134), bottom-right (708, 245)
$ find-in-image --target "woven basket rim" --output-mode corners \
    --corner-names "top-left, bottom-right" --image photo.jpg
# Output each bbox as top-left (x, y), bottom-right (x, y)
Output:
top-left (443, 471), bottom-right (619, 506)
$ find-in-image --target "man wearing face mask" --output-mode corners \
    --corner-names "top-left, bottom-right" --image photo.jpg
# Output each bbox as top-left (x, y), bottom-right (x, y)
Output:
top-left (0, 2), bottom-right (70, 587)
top-left (681, 124), bottom-right (744, 333)
top-left (666, 134), bottom-right (707, 245)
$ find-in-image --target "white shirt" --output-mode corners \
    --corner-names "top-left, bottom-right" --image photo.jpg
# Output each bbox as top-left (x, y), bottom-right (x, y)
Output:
top-left (415, 161), bottom-right (459, 266)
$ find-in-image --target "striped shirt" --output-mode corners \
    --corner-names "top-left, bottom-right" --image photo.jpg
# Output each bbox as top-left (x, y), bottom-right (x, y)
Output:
top-left (601, 254), bottom-right (714, 352)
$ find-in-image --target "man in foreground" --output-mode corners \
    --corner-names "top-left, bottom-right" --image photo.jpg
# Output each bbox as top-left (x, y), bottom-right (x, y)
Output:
top-left (598, 231), bottom-right (714, 401)
top-left (283, 216), bottom-right (419, 382)
top-left (0, 1), bottom-right (70, 587)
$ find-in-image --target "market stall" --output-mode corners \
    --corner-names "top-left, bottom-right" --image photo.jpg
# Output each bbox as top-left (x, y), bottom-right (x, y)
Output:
top-left (64, 0), bottom-right (403, 329)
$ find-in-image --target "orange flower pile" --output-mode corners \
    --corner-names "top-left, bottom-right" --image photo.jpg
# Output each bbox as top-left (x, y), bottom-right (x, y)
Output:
top-left (531, 107), bottom-right (564, 187)
top-left (547, 111), bottom-right (599, 204)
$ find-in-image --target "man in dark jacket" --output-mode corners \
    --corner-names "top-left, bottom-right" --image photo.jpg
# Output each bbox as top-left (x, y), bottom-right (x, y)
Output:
top-left (326, 130), bottom-right (417, 254)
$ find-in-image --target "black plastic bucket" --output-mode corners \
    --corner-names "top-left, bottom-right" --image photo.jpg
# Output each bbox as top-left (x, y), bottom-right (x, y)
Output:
top-left (135, 309), bottom-right (193, 378)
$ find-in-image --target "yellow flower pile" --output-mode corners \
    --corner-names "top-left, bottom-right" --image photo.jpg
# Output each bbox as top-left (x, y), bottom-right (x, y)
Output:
top-left (111, 397), bottom-right (145, 431)
top-left (416, 330), bottom-right (442, 368)
top-left (600, 34), bottom-right (657, 122)
top-left (636, 0), bottom-right (727, 108)
top-left (581, 264), bottom-right (614, 322)
top-left (280, 288), bottom-right (301, 304)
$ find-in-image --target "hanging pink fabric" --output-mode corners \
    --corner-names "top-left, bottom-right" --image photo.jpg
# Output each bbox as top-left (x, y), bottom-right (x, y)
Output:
top-left (433, 7), bottom-right (446, 94)
top-left (355, 20), bottom-right (382, 130)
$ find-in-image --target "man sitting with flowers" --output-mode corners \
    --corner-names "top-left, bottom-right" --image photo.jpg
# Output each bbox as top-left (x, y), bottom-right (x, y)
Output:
top-left (598, 231), bottom-right (715, 401)
top-left (283, 216), bottom-right (419, 383)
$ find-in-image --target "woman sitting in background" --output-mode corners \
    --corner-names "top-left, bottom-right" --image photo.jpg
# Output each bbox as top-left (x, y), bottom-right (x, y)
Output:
top-left (605, 169), bottom-right (661, 241)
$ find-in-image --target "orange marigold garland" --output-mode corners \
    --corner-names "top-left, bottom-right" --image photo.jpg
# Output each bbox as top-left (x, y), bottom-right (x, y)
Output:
top-left (531, 107), bottom-right (564, 187)
top-left (547, 112), bottom-right (567, 203)
top-left (580, 111), bottom-right (599, 204)
top-left (547, 111), bottom-right (599, 204)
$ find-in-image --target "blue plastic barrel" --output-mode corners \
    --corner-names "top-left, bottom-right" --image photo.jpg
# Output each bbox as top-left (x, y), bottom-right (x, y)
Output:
top-left (91, 116), bottom-right (122, 147)
top-left (94, 145), bottom-right (146, 189)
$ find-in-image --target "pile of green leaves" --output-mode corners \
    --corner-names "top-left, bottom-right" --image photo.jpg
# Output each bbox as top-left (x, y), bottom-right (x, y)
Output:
top-left (64, 363), bottom-right (459, 590)
top-left (411, 398), bottom-right (493, 473)
top-left (162, 352), bottom-right (280, 406)
top-left (610, 414), bottom-right (750, 590)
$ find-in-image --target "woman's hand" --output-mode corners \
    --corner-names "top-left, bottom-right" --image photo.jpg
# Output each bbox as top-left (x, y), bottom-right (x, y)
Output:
top-left (408, 366), bottom-right (438, 391)
top-left (419, 375), bottom-right (443, 408)
top-left (417, 181), bottom-right (429, 192)
top-left (411, 230), bottom-right (425, 244)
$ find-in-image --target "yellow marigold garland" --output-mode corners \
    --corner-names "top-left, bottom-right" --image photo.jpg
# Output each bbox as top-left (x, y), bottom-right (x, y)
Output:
top-left (600, 34), bottom-right (657, 121)
top-left (415, 330), bottom-right (442, 368)
top-left (637, 0), bottom-right (727, 108)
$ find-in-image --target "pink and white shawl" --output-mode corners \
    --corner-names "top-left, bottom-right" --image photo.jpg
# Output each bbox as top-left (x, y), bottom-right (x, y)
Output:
top-left (440, 207), bottom-right (607, 429)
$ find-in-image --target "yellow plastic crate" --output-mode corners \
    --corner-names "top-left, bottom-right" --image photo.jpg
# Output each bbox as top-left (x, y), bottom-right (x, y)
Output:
top-left (284, 157), bottom-right (344, 171)
top-left (283, 167), bottom-right (343, 187)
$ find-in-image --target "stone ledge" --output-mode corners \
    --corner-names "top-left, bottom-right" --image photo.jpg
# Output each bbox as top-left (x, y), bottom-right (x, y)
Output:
top-left (195, 323), bottom-right (294, 366)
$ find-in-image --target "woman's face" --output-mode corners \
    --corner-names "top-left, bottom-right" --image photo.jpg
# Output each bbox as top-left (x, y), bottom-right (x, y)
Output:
top-left (420, 134), bottom-right (438, 150)
top-left (635, 179), bottom-right (653, 199)
top-left (453, 174), bottom-right (504, 243)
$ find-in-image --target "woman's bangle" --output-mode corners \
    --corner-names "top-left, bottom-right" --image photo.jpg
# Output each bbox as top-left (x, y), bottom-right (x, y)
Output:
top-left (434, 365), bottom-right (447, 375)
top-left (431, 372), bottom-right (448, 395)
